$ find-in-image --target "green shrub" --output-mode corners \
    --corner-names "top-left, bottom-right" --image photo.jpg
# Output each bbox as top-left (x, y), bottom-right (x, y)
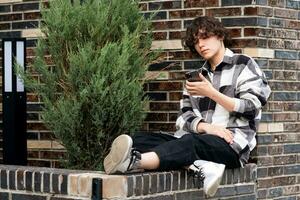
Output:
top-left (20, 0), bottom-right (156, 170)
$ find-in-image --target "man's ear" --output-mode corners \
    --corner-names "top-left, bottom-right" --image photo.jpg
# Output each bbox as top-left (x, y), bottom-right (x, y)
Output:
top-left (218, 36), bottom-right (224, 41)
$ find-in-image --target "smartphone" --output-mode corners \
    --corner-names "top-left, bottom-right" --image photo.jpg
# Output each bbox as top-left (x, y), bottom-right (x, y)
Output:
top-left (185, 68), bottom-right (209, 82)
top-left (185, 70), bottom-right (201, 82)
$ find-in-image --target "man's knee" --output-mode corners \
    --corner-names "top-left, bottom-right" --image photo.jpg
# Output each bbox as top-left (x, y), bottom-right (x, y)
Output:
top-left (180, 133), bottom-right (198, 144)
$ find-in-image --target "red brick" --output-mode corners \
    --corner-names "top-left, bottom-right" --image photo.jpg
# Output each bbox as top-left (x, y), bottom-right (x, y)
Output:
top-left (145, 113), bottom-right (168, 121)
top-left (149, 122), bottom-right (176, 131)
top-left (268, 0), bottom-right (285, 7)
top-left (168, 51), bottom-right (197, 60)
top-left (229, 28), bottom-right (241, 37)
top-left (0, 13), bottom-right (22, 21)
top-left (267, 60), bottom-right (282, 69)
top-left (274, 71), bottom-right (297, 80)
top-left (169, 71), bottom-right (185, 80)
top-left (257, 188), bottom-right (267, 198)
top-left (13, 3), bottom-right (39, 11)
top-left (0, 23), bottom-right (10, 30)
top-left (51, 161), bottom-right (63, 168)
top-left (28, 151), bottom-right (40, 158)
top-left (157, 52), bottom-right (168, 60)
top-left (244, 7), bottom-right (258, 15)
top-left (283, 185), bottom-right (300, 196)
top-left (274, 8), bottom-right (298, 19)
top-left (284, 123), bottom-right (300, 132)
top-left (284, 61), bottom-right (299, 70)
top-left (27, 160), bottom-right (51, 168)
top-left (27, 122), bottom-right (47, 130)
top-left (184, 0), bottom-right (218, 8)
top-left (268, 39), bottom-right (285, 49)
top-left (152, 21), bottom-right (181, 30)
top-left (10, 13), bottom-right (23, 20)
top-left (268, 146), bottom-right (283, 155)
top-left (268, 166), bottom-right (283, 176)
top-left (207, 7), bottom-right (241, 17)
top-left (168, 113), bottom-right (178, 121)
top-left (40, 132), bottom-right (55, 140)
top-left (285, 20), bottom-right (300, 30)
top-left (258, 7), bottom-right (273, 17)
top-left (257, 156), bottom-right (273, 166)
top-left (169, 92), bottom-right (182, 101)
top-left (285, 41), bottom-right (300, 50)
top-left (26, 48), bottom-right (36, 56)
top-left (268, 81), bottom-right (300, 91)
top-left (268, 102), bottom-right (283, 111)
top-left (148, 82), bottom-right (182, 91)
top-left (231, 39), bottom-right (258, 48)
top-left (257, 28), bottom-right (272, 37)
top-left (149, 1), bottom-right (181, 10)
top-left (274, 155), bottom-right (297, 165)
top-left (26, 57), bottom-right (35, 65)
top-left (169, 31), bottom-right (184, 39)
top-left (39, 151), bottom-right (65, 160)
top-left (24, 12), bottom-right (41, 20)
top-left (258, 176), bottom-right (296, 188)
top-left (283, 102), bottom-right (300, 111)
top-left (150, 102), bottom-right (179, 111)
top-left (153, 32), bottom-right (167, 40)
top-left (271, 29), bottom-right (286, 38)
top-left (244, 28), bottom-right (257, 36)
top-left (169, 9), bottom-right (203, 19)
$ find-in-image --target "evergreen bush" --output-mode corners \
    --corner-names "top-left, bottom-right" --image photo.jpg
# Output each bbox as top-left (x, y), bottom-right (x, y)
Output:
top-left (19, 0), bottom-right (156, 170)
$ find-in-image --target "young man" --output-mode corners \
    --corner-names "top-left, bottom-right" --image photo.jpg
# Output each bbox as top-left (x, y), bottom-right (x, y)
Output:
top-left (103, 16), bottom-right (271, 197)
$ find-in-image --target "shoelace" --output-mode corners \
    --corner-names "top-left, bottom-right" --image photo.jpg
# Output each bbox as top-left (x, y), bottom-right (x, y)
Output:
top-left (127, 149), bottom-right (141, 171)
top-left (188, 164), bottom-right (205, 189)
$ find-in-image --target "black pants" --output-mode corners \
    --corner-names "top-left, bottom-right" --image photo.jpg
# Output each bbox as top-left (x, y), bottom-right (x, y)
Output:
top-left (132, 132), bottom-right (241, 171)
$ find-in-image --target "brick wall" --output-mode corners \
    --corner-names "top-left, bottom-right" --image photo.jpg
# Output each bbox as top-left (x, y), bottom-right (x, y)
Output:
top-left (0, 164), bottom-right (257, 200)
top-left (0, 0), bottom-right (299, 199)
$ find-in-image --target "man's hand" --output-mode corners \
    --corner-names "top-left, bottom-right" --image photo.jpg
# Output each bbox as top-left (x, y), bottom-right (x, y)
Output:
top-left (197, 122), bottom-right (234, 144)
top-left (186, 73), bottom-right (236, 112)
top-left (185, 73), bottom-right (216, 98)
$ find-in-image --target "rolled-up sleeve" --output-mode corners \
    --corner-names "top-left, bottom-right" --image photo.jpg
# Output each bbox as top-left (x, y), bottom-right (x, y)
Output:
top-left (233, 58), bottom-right (271, 120)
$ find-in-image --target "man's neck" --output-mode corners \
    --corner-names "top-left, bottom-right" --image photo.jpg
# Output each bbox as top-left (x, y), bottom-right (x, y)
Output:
top-left (209, 46), bottom-right (226, 71)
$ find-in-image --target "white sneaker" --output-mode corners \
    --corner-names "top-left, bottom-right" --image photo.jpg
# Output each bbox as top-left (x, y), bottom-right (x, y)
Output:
top-left (104, 134), bottom-right (134, 174)
top-left (193, 160), bottom-right (225, 197)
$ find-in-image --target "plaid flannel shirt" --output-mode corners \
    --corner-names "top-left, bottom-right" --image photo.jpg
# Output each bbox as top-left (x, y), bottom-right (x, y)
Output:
top-left (175, 48), bottom-right (271, 166)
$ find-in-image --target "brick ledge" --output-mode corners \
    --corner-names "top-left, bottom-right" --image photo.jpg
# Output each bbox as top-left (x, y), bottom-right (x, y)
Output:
top-left (0, 163), bottom-right (257, 200)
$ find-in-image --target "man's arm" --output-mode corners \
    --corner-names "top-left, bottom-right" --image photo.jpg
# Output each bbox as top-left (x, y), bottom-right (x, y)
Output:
top-left (185, 74), bottom-right (235, 112)
top-left (232, 58), bottom-right (271, 120)
top-left (197, 122), bottom-right (234, 144)
top-left (175, 89), bottom-right (204, 133)
top-left (181, 80), bottom-right (235, 143)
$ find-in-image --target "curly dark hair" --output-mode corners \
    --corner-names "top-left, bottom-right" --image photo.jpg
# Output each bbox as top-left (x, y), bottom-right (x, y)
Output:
top-left (184, 16), bottom-right (231, 54)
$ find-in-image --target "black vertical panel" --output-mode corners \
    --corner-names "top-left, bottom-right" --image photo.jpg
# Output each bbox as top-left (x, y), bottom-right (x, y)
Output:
top-left (92, 178), bottom-right (102, 200)
top-left (2, 38), bottom-right (27, 165)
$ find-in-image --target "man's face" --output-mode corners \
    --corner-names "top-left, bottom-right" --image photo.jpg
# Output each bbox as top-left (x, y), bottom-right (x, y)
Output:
top-left (194, 33), bottom-right (223, 61)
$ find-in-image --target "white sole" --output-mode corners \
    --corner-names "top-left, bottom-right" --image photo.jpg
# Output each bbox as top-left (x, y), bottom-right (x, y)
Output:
top-left (104, 134), bottom-right (132, 174)
top-left (205, 164), bottom-right (225, 197)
